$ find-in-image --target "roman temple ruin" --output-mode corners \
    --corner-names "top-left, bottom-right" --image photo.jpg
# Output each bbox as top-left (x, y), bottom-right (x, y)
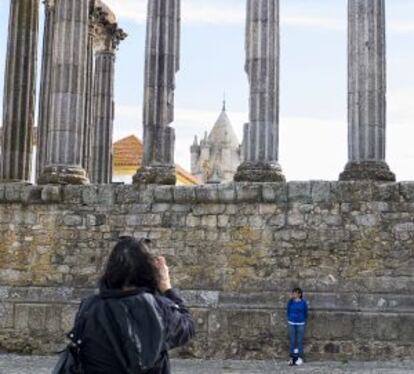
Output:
top-left (0, 0), bottom-right (412, 361)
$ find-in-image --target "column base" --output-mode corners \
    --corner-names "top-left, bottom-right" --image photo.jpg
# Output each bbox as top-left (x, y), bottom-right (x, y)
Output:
top-left (234, 161), bottom-right (286, 182)
top-left (38, 165), bottom-right (90, 185)
top-left (133, 165), bottom-right (176, 185)
top-left (339, 161), bottom-right (396, 182)
top-left (0, 179), bottom-right (32, 185)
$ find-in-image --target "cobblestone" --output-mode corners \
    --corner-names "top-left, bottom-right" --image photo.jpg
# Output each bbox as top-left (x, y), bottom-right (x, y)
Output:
top-left (0, 356), bottom-right (413, 374)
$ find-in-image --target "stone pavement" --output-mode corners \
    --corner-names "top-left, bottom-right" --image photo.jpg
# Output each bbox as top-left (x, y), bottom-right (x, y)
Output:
top-left (0, 355), bottom-right (414, 374)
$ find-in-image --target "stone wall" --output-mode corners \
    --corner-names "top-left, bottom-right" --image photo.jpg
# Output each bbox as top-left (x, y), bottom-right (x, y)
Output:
top-left (0, 181), bottom-right (413, 360)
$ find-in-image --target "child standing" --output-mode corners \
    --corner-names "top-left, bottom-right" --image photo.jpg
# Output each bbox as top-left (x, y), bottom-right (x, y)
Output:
top-left (287, 287), bottom-right (308, 366)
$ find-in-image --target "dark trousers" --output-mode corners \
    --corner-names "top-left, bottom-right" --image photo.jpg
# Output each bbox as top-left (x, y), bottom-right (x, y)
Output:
top-left (288, 324), bottom-right (305, 358)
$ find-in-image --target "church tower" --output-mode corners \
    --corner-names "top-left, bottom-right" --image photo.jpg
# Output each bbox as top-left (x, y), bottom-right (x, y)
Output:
top-left (191, 102), bottom-right (242, 184)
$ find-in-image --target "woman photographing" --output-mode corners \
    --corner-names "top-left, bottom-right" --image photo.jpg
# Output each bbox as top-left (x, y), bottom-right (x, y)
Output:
top-left (57, 236), bottom-right (194, 374)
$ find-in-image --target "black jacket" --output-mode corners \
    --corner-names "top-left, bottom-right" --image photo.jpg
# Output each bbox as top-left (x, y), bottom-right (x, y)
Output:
top-left (75, 287), bottom-right (194, 374)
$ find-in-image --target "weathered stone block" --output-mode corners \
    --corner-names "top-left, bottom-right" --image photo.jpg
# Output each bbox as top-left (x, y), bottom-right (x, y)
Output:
top-left (217, 183), bottom-right (236, 202)
top-left (354, 213), bottom-right (378, 226)
top-left (0, 185), bottom-right (5, 202)
top-left (86, 214), bottom-right (106, 227)
top-left (152, 203), bottom-right (171, 213)
top-left (116, 185), bottom-right (141, 204)
top-left (201, 215), bottom-right (218, 228)
top-left (12, 211), bottom-right (38, 225)
top-left (63, 214), bottom-right (84, 227)
top-left (371, 183), bottom-right (400, 202)
top-left (186, 214), bottom-right (201, 227)
top-left (400, 182), bottom-right (414, 201)
top-left (262, 183), bottom-right (288, 203)
top-left (45, 305), bottom-right (63, 333)
top-left (269, 213), bottom-right (286, 228)
top-left (97, 185), bottom-right (115, 206)
top-left (62, 304), bottom-right (79, 332)
top-left (14, 304), bottom-right (30, 331)
top-left (0, 302), bottom-right (14, 328)
top-left (154, 186), bottom-right (174, 203)
top-left (173, 186), bottom-right (196, 203)
top-left (311, 181), bottom-right (332, 202)
top-left (195, 185), bottom-right (219, 203)
top-left (235, 183), bottom-right (262, 202)
top-left (82, 186), bottom-right (99, 205)
top-left (193, 204), bottom-right (225, 216)
top-left (287, 211), bottom-right (305, 226)
top-left (63, 186), bottom-right (83, 204)
top-left (181, 290), bottom-right (219, 308)
top-left (333, 181), bottom-right (373, 202)
top-left (126, 214), bottom-right (162, 226)
top-left (41, 185), bottom-right (62, 203)
top-left (5, 184), bottom-right (23, 202)
top-left (288, 181), bottom-right (312, 203)
top-left (21, 186), bottom-right (42, 204)
top-left (218, 215), bottom-right (230, 228)
top-left (162, 213), bottom-right (186, 228)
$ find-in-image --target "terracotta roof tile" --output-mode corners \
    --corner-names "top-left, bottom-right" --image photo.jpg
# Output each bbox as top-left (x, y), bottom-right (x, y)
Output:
top-left (113, 135), bottom-right (199, 185)
top-left (113, 135), bottom-right (143, 167)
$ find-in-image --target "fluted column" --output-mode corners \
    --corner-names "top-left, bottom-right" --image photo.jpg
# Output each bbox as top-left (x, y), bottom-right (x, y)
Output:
top-left (234, 0), bottom-right (284, 182)
top-left (1, 0), bottom-right (39, 182)
top-left (36, 0), bottom-right (55, 181)
top-left (133, 0), bottom-right (181, 185)
top-left (89, 51), bottom-right (115, 184)
top-left (340, 0), bottom-right (395, 181)
top-left (82, 7), bottom-right (96, 175)
top-left (38, 0), bottom-right (90, 185)
top-left (89, 23), bottom-right (125, 184)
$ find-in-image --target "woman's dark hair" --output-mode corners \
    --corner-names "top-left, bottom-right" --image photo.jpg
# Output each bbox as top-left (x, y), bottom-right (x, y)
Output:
top-left (292, 287), bottom-right (303, 299)
top-left (100, 236), bottom-right (159, 291)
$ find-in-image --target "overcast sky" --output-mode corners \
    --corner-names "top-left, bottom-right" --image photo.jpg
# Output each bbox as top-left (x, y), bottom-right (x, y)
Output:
top-left (1, 0), bottom-right (414, 180)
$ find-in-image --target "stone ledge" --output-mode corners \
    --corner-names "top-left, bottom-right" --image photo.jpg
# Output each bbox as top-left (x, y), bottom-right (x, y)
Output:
top-left (1, 287), bottom-right (413, 313)
top-left (0, 181), bottom-right (412, 205)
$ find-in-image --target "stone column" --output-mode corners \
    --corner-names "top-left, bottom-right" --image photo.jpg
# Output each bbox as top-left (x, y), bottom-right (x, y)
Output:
top-left (133, 0), bottom-right (181, 185)
top-left (38, 0), bottom-right (90, 185)
top-left (36, 0), bottom-right (55, 181)
top-left (234, 0), bottom-right (285, 182)
top-left (82, 28), bottom-right (94, 174)
top-left (89, 25), bottom-right (125, 184)
top-left (340, 0), bottom-right (395, 181)
top-left (1, 0), bottom-right (39, 182)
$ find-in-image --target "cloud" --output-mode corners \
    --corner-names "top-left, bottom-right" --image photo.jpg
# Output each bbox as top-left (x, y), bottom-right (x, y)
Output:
top-left (104, 0), bottom-right (414, 36)
top-left (389, 21), bottom-right (414, 34)
top-left (104, 0), bottom-right (345, 29)
top-left (282, 16), bottom-right (344, 31)
top-left (104, 0), bottom-right (245, 25)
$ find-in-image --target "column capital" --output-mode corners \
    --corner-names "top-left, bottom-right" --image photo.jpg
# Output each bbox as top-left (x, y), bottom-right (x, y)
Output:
top-left (94, 24), bottom-right (127, 53)
top-left (43, 0), bottom-right (55, 11)
top-left (90, 2), bottom-right (127, 53)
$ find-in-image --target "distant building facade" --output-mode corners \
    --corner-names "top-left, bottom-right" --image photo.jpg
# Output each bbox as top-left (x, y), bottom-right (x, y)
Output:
top-left (190, 103), bottom-right (242, 184)
top-left (114, 135), bottom-right (199, 185)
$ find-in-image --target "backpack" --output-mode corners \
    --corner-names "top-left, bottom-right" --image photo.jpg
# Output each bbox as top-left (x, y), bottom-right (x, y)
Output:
top-left (52, 296), bottom-right (97, 374)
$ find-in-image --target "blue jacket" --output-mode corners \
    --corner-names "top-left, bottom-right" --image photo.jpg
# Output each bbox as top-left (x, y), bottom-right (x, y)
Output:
top-left (287, 299), bottom-right (308, 325)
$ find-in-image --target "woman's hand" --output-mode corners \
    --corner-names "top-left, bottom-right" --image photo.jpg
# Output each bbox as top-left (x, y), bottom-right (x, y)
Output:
top-left (154, 256), bottom-right (172, 293)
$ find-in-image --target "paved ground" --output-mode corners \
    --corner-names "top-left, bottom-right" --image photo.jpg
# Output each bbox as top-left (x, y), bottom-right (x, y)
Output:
top-left (0, 355), bottom-right (413, 374)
